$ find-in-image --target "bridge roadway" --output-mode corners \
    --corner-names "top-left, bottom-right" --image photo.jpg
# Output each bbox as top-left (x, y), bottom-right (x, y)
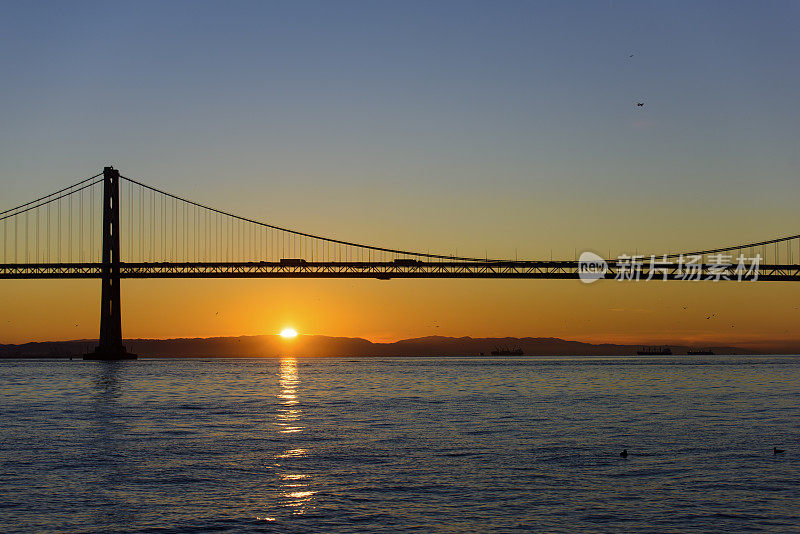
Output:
top-left (1, 260), bottom-right (798, 281)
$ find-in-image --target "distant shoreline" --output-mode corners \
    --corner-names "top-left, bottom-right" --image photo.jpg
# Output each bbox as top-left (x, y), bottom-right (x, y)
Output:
top-left (0, 334), bottom-right (778, 358)
top-left (4, 354), bottom-right (799, 360)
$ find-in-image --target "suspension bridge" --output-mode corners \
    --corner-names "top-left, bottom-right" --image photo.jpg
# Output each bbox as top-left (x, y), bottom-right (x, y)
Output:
top-left (1, 167), bottom-right (798, 359)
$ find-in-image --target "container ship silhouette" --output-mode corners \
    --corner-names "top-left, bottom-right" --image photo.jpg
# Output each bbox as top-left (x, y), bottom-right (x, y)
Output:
top-left (686, 349), bottom-right (715, 355)
top-left (490, 347), bottom-right (524, 356)
top-left (637, 346), bottom-right (672, 356)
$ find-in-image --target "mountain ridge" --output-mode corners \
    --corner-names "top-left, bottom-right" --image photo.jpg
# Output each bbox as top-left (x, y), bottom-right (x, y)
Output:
top-left (0, 334), bottom-right (754, 358)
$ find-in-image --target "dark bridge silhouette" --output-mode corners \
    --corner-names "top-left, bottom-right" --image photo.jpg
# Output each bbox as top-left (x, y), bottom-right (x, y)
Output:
top-left (1, 167), bottom-right (798, 359)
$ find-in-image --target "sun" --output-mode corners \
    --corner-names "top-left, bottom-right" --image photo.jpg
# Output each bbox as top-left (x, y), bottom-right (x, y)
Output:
top-left (280, 327), bottom-right (298, 339)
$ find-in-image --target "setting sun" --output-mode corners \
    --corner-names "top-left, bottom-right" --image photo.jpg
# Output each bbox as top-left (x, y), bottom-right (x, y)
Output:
top-left (280, 328), bottom-right (298, 339)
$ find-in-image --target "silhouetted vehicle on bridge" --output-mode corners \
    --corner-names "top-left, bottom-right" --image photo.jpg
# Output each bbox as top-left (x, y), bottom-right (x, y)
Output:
top-left (279, 258), bottom-right (308, 266)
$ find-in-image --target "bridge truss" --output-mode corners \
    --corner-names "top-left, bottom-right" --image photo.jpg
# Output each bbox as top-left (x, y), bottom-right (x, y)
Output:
top-left (1, 260), bottom-right (799, 281)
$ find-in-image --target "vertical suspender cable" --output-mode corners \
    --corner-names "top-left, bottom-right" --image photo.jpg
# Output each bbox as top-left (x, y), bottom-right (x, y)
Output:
top-left (68, 195), bottom-right (72, 263)
top-left (139, 185), bottom-right (143, 262)
top-left (79, 189), bottom-right (83, 262)
top-left (173, 197), bottom-right (177, 262)
top-left (90, 184), bottom-right (94, 263)
top-left (35, 206), bottom-right (40, 263)
top-left (57, 200), bottom-right (61, 263)
top-left (127, 181), bottom-right (132, 261)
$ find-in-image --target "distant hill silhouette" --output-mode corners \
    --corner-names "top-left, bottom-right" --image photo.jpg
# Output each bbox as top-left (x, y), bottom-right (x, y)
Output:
top-left (0, 335), bottom-right (754, 358)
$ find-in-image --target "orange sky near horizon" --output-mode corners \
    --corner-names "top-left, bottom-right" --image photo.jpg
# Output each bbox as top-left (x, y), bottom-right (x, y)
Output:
top-left (1, 276), bottom-right (798, 350)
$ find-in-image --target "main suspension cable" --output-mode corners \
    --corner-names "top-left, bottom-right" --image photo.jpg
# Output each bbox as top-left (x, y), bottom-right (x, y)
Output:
top-left (0, 173), bottom-right (102, 217)
top-left (120, 174), bottom-right (491, 262)
top-left (0, 178), bottom-right (103, 223)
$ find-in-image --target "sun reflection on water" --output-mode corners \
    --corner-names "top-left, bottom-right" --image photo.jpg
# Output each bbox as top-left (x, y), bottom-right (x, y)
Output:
top-left (274, 358), bottom-right (315, 515)
top-left (276, 358), bottom-right (303, 434)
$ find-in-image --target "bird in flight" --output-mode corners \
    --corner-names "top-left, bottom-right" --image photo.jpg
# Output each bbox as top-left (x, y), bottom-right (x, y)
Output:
top-left (636, 102), bottom-right (644, 107)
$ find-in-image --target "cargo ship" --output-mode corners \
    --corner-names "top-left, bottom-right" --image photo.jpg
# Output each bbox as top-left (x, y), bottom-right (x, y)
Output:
top-left (490, 347), bottom-right (524, 356)
top-left (637, 346), bottom-right (672, 356)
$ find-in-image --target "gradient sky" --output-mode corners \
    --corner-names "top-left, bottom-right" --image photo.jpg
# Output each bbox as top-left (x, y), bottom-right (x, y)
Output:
top-left (1, 1), bottom-right (799, 347)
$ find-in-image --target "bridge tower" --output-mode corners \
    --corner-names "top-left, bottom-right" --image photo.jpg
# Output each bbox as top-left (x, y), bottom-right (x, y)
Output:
top-left (85, 167), bottom-right (136, 360)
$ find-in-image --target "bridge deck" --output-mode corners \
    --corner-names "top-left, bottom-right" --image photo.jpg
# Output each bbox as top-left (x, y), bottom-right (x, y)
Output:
top-left (0, 261), bottom-right (798, 281)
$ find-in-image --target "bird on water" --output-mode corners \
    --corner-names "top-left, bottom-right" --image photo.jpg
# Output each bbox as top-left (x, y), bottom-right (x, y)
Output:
top-left (620, 449), bottom-right (628, 458)
top-left (774, 447), bottom-right (785, 454)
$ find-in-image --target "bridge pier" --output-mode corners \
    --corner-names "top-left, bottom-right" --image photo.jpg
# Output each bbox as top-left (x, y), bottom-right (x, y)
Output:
top-left (85, 167), bottom-right (136, 361)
